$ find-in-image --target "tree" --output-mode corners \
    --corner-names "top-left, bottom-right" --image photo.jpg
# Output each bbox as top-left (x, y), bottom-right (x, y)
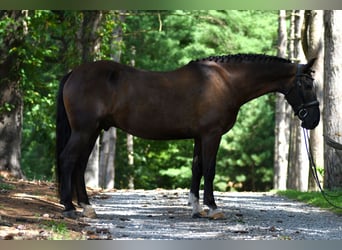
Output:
top-left (99, 11), bottom-right (124, 189)
top-left (0, 10), bottom-right (27, 179)
top-left (302, 10), bottom-right (324, 190)
top-left (274, 10), bottom-right (290, 190)
top-left (20, 11), bottom-right (77, 180)
top-left (323, 10), bottom-right (342, 189)
top-left (127, 45), bottom-right (136, 190)
top-left (286, 10), bottom-right (310, 191)
top-left (76, 11), bottom-right (103, 188)
top-left (99, 127), bottom-right (117, 189)
top-left (273, 10), bottom-right (325, 192)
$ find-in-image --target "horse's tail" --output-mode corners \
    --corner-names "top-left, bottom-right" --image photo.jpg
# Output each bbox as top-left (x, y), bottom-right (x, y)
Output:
top-left (56, 71), bottom-right (72, 195)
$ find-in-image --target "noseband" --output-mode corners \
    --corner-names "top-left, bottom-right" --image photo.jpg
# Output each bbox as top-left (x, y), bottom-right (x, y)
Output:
top-left (294, 100), bottom-right (319, 120)
top-left (285, 66), bottom-right (319, 120)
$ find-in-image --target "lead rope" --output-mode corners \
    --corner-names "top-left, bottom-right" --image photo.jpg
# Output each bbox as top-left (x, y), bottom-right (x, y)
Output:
top-left (302, 128), bottom-right (342, 209)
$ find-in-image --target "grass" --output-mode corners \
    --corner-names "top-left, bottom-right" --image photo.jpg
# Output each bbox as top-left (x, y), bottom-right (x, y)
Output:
top-left (40, 220), bottom-right (70, 240)
top-left (0, 176), bottom-right (15, 191)
top-left (41, 220), bottom-right (87, 240)
top-left (277, 189), bottom-right (342, 215)
top-left (0, 182), bottom-right (15, 191)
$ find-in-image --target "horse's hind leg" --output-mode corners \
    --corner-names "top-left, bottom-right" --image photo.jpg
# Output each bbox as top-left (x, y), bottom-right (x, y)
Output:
top-left (59, 132), bottom-right (84, 218)
top-left (59, 131), bottom-right (96, 218)
top-left (74, 132), bottom-right (100, 218)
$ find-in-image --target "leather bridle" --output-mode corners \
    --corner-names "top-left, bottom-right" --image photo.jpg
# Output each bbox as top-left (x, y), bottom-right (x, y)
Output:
top-left (285, 66), bottom-right (319, 120)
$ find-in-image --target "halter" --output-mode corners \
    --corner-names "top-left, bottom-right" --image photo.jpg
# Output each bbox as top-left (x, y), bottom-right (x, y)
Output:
top-left (285, 65), bottom-right (319, 120)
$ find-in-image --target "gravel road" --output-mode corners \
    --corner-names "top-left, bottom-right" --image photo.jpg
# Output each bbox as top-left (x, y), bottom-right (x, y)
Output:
top-left (84, 189), bottom-right (341, 240)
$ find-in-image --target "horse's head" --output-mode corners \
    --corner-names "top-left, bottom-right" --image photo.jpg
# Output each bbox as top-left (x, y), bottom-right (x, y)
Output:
top-left (285, 58), bottom-right (320, 130)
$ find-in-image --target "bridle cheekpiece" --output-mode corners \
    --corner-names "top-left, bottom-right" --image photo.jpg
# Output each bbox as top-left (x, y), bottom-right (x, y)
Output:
top-left (285, 65), bottom-right (319, 120)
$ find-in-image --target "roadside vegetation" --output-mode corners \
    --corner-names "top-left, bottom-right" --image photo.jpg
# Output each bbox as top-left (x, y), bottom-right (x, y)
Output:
top-left (277, 190), bottom-right (342, 215)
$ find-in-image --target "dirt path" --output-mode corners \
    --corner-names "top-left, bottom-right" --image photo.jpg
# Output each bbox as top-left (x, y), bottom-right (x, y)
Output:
top-left (84, 189), bottom-right (342, 240)
top-left (0, 179), bottom-right (88, 240)
top-left (1, 179), bottom-right (340, 240)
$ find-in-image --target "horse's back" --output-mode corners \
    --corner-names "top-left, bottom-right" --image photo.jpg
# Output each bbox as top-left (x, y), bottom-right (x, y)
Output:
top-left (63, 60), bottom-right (234, 139)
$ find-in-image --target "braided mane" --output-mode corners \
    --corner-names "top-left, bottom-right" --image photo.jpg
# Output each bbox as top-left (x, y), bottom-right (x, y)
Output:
top-left (191, 53), bottom-right (291, 64)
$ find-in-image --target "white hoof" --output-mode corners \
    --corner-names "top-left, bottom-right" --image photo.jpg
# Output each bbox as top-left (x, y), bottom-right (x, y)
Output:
top-left (208, 209), bottom-right (225, 220)
top-left (188, 192), bottom-right (204, 218)
top-left (80, 203), bottom-right (97, 218)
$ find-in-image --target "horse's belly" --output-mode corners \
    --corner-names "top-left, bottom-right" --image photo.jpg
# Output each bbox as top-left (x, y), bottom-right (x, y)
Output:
top-left (119, 120), bottom-right (196, 140)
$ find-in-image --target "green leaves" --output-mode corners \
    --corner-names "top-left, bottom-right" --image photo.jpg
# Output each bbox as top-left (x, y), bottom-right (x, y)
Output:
top-left (0, 103), bottom-right (15, 113)
top-left (217, 95), bottom-right (275, 191)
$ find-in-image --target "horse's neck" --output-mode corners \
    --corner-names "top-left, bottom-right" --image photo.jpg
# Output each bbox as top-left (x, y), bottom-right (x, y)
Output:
top-left (225, 63), bottom-right (296, 105)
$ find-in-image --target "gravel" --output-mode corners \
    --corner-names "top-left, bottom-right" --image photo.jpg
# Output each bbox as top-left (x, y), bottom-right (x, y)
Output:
top-left (84, 189), bottom-right (341, 240)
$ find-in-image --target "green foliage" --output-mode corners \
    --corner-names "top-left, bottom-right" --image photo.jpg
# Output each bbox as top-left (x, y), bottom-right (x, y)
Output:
top-left (0, 103), bottom-right (15, 113)
top-left (42, 220), bottom-right (68, 234)
top-left (41, 220), bottom-right (76, 240)
top-left (277, 190), bottom-right (342, 215)
top-left (20, 11), bottom-right (66, 179)
top-left (216, 95), bottom-right (275, 191)
top-left (0, 182), bottom-right (15, 191)
top-left (121, 10), bottom-right (277, 71)
top-left (115, 131), bottom-right (193, 189)
top-left (20, 11), bottom-right (121, 180)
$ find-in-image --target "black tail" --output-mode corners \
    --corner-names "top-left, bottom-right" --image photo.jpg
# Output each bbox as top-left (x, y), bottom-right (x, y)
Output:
top-left (56, 71), bottom-right (72, 194)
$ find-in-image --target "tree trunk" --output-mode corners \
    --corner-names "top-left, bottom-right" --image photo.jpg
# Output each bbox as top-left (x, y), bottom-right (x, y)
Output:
top-left (0, 11), bottom-right (27, 179)
top-left (287, 10), bottom-right (309, 191)
top-left (76, 11), bottom-right (103, 188)
top-left (302, 10), bottom-right (324, 191)
top-left (127, 46), bottom-right (136, 190)
top-left (127, 134), bottom-right (134, 189)
top-left (274, 10), bottom-right (290, 190)
top-left (323, 10), bottom-right (342, 189)
top-left (0, 74), bottom-right (24, 179)
top-left (99, 128), bottom-right (117, 189)
top-left (99, 12), bottom-right (124, 189)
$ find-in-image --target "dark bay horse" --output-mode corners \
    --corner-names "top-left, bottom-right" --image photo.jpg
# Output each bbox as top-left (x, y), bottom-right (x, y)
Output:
top-left (56, 54), bottom-right (320, 219)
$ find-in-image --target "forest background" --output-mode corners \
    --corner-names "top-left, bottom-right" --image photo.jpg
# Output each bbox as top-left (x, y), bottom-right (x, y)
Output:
top-left (1, 10), bottom-right (340, 193)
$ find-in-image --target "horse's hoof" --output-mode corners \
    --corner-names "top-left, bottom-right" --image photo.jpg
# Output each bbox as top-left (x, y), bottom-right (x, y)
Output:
top-left (191, 210), bottom-right (207, 218)
top-left (62, 210), bottom-right (78, 219)
top-left (208, 210), bottom-right (225, 220)
top-left (192, 212), bottom-right (202, 218)
top-left (82, 205), bottom-right (97, 219)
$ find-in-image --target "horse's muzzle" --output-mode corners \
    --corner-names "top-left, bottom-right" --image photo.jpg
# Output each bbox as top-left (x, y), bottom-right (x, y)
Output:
top-left (300, 106), bottom-right (320, 130)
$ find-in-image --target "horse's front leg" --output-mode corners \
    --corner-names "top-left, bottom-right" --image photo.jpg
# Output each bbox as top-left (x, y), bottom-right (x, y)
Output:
top-left (189, 138), bottom-right (206, 218)
top-left (201, 133), bottom-right (225, 219)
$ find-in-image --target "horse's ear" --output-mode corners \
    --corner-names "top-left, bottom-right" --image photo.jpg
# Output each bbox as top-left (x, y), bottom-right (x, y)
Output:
top-left (303, 58), bottom-right (317, 72)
